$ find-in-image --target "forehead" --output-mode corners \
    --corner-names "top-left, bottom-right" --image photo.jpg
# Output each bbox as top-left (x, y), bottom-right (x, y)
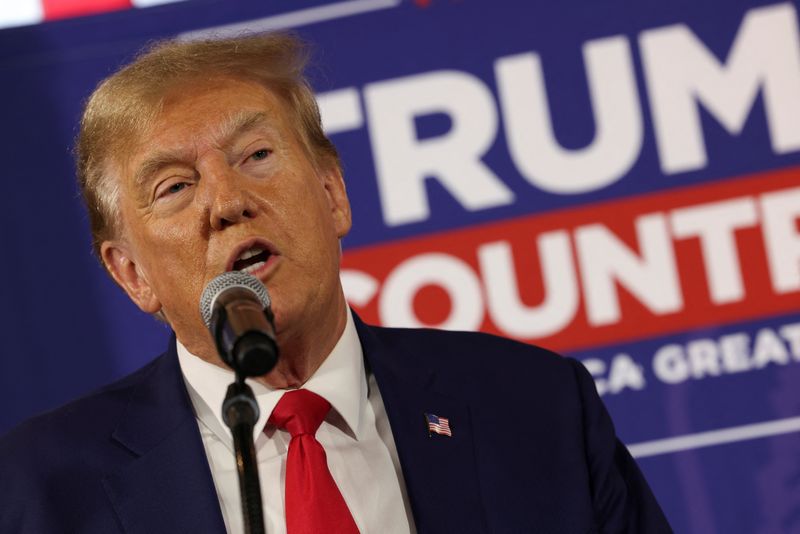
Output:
top-left (123, 78), bottom-right (292, 172)
top-left (158, 78), bottom-right (287, 141)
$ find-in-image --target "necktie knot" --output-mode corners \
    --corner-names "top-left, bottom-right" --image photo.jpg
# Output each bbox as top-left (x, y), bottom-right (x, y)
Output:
top-left (269, 389), bottom-right (331, 438)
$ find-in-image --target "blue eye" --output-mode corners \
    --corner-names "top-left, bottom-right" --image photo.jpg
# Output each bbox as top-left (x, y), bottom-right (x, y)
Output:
top-left (167, 182), bottom-right (187, 194)
top-left (156, 181), bottom-right (189, 200)
top-left (251, 149), bottom-right (271, 161)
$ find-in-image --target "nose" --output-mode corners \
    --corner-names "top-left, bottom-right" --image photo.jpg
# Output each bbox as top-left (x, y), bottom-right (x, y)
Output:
top-left (200, 160), bottom-right (258, 231)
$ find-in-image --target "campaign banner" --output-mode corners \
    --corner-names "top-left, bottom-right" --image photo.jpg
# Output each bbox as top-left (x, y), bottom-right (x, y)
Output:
top-left (1, 0), bottom-right (798, 532)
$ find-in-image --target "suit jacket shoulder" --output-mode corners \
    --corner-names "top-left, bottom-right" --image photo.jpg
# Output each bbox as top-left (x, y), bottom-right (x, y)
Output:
top-left (356, 320), bottom-right (673, 533)
top-left (362, 323), bottom-right (571, 391)
top-left (0, 346), bottom-right (226, 534)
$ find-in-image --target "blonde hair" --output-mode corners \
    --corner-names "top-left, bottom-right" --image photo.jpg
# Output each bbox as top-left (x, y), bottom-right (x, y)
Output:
top-left (75, 33), bottom-right (340, 258)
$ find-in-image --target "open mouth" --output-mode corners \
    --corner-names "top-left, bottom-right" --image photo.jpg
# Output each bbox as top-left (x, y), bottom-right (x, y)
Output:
top-left (232, 245), bottom-right (271, 274)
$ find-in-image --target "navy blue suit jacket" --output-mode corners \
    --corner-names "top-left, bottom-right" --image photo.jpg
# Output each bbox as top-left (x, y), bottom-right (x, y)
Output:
top-left (0, 318), bottom-right (672, 533)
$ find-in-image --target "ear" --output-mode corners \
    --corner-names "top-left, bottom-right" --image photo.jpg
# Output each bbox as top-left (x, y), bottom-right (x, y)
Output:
top-left (321, 166), bottom-right (352, 238)
top-left (100, 240), bottom-right (162, 314)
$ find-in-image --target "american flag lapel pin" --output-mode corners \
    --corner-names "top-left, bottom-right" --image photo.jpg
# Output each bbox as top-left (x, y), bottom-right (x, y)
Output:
top-left (424, 413), bottom-right (452, 437)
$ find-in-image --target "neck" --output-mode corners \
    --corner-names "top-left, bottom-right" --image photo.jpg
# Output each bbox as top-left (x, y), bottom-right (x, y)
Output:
top-left (257, 301), bottom-right (349, 389)
top-left (175, 295), bottom-right (349, 390)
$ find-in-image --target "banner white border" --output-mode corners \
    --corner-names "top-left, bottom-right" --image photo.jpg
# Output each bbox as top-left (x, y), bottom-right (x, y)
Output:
top-left (180, 0), bottom-right (403, 41)
top-left (629, 416), bottom-right (800, 458)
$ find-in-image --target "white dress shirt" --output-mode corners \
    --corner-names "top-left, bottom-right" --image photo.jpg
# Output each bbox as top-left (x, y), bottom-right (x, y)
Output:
top-left (176, 309), bottom-right (416, 534)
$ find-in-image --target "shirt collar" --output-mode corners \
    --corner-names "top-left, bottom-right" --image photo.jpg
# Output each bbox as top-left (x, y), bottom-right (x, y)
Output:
top-left (177, 308), bottom-right (367, 446)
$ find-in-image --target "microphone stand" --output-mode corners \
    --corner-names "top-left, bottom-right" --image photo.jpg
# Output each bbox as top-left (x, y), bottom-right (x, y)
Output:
top-left (204, 274), bottom-right (279, 534)
top-left (222, 376), bottom-right (266, 534)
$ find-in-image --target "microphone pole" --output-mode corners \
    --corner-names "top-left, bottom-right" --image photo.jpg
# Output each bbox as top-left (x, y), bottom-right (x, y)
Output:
top-left (200, 272), bottom-right (280, 534)
top-left (223, 376), bottom-right (264, 534)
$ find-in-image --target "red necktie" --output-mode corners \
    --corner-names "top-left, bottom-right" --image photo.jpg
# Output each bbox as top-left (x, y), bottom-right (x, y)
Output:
top-left (269, 389), bottom-right (360, 534)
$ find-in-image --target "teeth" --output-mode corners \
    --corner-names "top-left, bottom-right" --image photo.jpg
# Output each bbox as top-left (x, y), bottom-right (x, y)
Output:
top-left (240, 261), bottom-right (266, 274)
top-left (238, 246), bottom-right (264, 261)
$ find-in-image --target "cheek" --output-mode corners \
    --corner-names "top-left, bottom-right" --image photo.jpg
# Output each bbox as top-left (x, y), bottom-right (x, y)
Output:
top-left (139, 228), bottom-right (208, 294)
top-left (156, 217), bottom-right (201, 245)
top-left (146, 211), bottom-right (207, 255)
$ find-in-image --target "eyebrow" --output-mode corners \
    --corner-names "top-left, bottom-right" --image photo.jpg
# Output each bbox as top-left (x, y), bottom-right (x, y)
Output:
top-left (133, 110), bottom-right (272, 189)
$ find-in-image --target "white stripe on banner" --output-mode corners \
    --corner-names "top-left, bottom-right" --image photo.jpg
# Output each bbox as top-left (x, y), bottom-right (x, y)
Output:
top-left (179, 0), bottom-right (403, 41)
top-left (0, 0), bottom-right (43, 30)
top-left (628, 416), bottom-right (800, 458)
top-left (131, 0), bottom-right (187, 8)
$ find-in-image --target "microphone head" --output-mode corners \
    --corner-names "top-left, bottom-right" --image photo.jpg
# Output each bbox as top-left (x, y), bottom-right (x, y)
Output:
top-left (199, 271), bottom-right (271, 328)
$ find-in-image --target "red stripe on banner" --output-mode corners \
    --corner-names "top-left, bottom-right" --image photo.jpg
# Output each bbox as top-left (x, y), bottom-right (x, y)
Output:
top-left (342, 167), bottom-right (800, 352)
top-left (42, 0), bottom-right (132, 21)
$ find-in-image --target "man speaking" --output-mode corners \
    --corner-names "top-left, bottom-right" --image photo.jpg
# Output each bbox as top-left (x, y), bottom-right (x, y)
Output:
top-left (0, 33), bottom-right (672, 533)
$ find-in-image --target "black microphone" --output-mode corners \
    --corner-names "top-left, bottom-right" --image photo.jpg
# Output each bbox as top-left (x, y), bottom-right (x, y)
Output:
top-left (199, 271), bottom-right (279, 377)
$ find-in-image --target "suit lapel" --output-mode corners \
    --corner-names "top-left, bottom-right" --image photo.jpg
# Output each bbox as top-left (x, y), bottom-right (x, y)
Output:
top-left (356, 318), bottom-right (488, 533)
top-left (102, 342), bottom-right (226, 534)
